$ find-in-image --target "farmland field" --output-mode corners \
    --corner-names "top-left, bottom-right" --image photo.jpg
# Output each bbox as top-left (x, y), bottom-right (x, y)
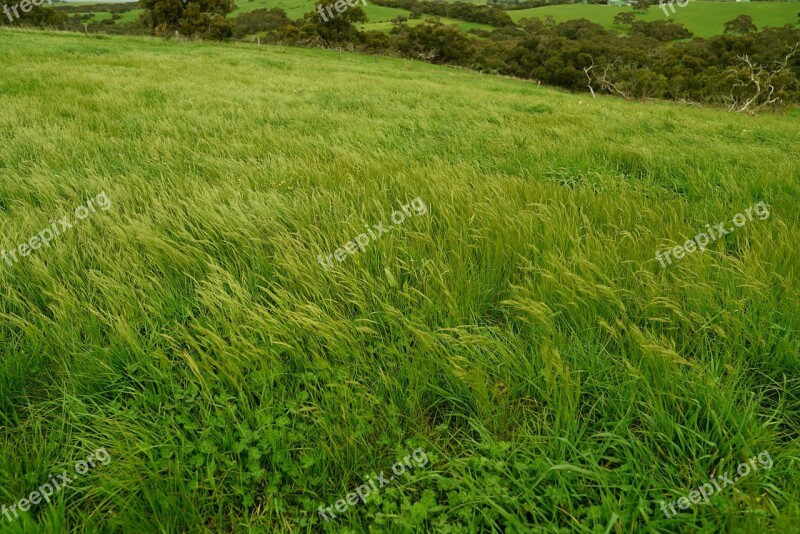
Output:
top-left (55, 0), bottom-right (800, 36)
top-left (54, 0), bottom-right (490, 33)
top-left (508, 1), bottom-right (800, 38)
top-left (229, 0), bottom-right (491, 32)
top-left (0, 27), bottom-right (799, 532)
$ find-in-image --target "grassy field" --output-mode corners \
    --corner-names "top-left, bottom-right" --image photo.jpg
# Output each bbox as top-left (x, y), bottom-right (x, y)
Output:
top-left (356, 14), bottom-right (491, 32)
top-left (1, 27), bottom-right (799, 532)
top-left (60, 0), bottom-right (800, 37)
top-left (230, 0), bottom-right (490, 32)
top-left (55, 0), bottom-right (487, 34)
top-left (509, 1), bottom-right (800, 38)
top-left (116, 8), bottom-right (144, 22)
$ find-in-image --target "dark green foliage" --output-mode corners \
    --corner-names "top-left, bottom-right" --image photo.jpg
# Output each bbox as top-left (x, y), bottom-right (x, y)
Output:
top-left (0, 4), bottom-right (66, 26)
top-left (552, 17), bottom-right (607, 39)
top-left (359, 28), bottom-right (393, 52)
top-left (451, 18), bottom-right (799, 106)
top-left (392, 20), bottom-right (474, 64)
top-left (630, 19), bottom-right (693, 41)
top-left (231, 7), bottom-right (290, 39)
top-left (280, 0), bottom-right (367, 47)
top-left (724, 14), bottom-right (757, 35)
top-left (613, 12), bottom-right (636, 26)
top-left (185, 12), bottom-right (233, 40)
top-left (139, 0), bottom-right (235, 39)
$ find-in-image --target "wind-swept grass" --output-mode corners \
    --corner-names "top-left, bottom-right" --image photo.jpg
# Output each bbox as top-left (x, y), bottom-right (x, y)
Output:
top-left (0, 28), bottom-right (798, 532)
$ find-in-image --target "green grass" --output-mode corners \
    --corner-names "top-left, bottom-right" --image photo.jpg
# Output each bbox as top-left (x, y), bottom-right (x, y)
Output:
top-left (79, 9), bottom-right (144, 24)
top-left (1, 27), bottom-right (799, 533)
top-left (87, 10), bottom-right (113, 20)
top-left (358, 14), bottom-right (491, 32)
top-left (509, 1), bottom-right (800, 38)
top-left (231, 0), bottom-right (317, 18)
top-left (117, 8), bottom-right (144, 22)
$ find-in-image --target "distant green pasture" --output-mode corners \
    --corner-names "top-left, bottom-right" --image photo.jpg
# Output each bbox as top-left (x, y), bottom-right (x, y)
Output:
top-left (231, 0), bottom-right (490, 31)
top-left (508, 1), bottom-right (800, 38)
top-left (117, 8), bottom-right (143, 22)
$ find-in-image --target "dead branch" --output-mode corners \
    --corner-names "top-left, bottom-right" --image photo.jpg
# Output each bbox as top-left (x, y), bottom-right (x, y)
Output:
top-left (726, 43), bottom-right (799, 113)
top-left (583, 61), bottom-right (596, 98)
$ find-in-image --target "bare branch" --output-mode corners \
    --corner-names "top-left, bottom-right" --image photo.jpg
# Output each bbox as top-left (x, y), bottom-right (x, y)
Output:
top-left (727, 44), bottom-right (799, 113)
top-left (583, 60), bottom-right (596, 99)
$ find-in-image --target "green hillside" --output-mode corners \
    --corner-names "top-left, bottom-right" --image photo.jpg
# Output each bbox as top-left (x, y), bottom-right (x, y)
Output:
top-left (117, 8), bottom-right (144, 22)
top-left (1, 28), bottom-right (799, 532)
top-left (509, 1), bottom-right (800, 38)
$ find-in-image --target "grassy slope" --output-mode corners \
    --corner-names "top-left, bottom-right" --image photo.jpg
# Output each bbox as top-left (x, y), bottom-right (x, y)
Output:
top-left (1, 28), bottom-right (799, 533)
top-left (88, 10), bottom-right (113, 20)
top-left (509, 0), bottom-right (800, 38)
top-left (116, 8), bottom-right (144, 22)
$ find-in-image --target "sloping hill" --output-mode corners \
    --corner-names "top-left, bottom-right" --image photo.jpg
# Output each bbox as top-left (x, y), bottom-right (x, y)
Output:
top-left (1, 28), bottom-right (799, 532)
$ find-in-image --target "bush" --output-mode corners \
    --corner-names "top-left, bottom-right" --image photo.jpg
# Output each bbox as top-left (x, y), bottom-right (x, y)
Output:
top-left (723, 15), bottom-right (757, 35)
top-left (231, 7), bottom-right (290, 39)
top-left (139, 0), bottom-right (235, 39)
top-left (393, 21), bottom-right (474, 64)
top-left (630, 20), bottom-right (692, 41)
top-left (0, 5), bottom-right (66, 26)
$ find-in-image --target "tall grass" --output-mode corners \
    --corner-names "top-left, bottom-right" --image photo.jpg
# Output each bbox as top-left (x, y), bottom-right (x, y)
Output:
top-left (0, 28), bottom-right (798, 532)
